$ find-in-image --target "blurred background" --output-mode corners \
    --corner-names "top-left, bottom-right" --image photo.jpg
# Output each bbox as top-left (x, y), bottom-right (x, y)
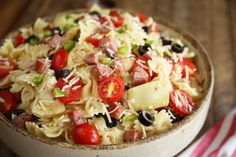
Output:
top-left (0, 0), bottom-right (235, 156)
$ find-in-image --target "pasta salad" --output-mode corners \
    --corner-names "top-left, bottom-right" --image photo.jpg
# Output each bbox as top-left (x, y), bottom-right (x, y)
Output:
top-left (0, 6), bottom-right (204, 145)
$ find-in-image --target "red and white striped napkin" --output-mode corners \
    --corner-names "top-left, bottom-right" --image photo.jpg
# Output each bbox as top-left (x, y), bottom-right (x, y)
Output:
top-left (179, 108), bottom-right (236, 157)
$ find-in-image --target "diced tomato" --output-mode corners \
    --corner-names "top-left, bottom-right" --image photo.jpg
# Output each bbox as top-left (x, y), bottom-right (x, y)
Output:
top-left (170, 90), bottom-right (195, 117)
top-left (178, 58), bottom-right (196, 78)
top-left (86, 34), bottom-right (103, 47)
top-left (136, 13), bottom-right (147, 23)
top-left (98, 76), bottom-right (124, 103)
top-left (15, 34), bottom-right (25, 47)
top-left (124, 129), bottom-right (143, 142)
top-left (35, 59), bottom-right (48, 74)
top-left (0, 59), bottom-right (16, 78)
top-left (72, 123), bottom-right (101, 145)
top-left (107, 102), bottom-right (125, 120)
top-left (109, 10), bottom-right (124, 27)
top-left (0, 90), bottom-right (17, 115)
top-left (51, 48), bottom-right (68, 71)
top-left (55, 77), bottom-right (83, 104)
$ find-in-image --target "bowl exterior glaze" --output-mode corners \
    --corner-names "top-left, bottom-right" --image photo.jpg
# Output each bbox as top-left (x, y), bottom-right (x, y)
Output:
top-left (0, 12), bottom-right (214, 157)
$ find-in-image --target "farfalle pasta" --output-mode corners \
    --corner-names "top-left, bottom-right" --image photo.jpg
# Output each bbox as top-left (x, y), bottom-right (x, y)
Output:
top-left (0, 6), bottom-right (204, 145)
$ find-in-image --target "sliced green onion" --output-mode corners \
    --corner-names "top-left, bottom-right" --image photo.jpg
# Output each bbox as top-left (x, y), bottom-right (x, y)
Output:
top-left (118, 28), bottom-right (126, 33)
top-left (132, 44), bottom-right (139, 54)
top-left (32, 76), bottom-right (43, 85)
top-left (54, 88), bottom-right (67, 97)
top-left (146, 39), bottom-right (154, 46)
top-left (164, 51), bottom-right (172, 57)
top-left (28, 37), bottom-right (39, 45)
top-left (102, 58), bottom-right (112, 65)
top-left (63, 40), bottom-right (76, 51)
top-left (43, 31), bottom-right (52, 37)
top-left (65, 14), bottom-right (72, 19)
top-left (63, 23), bottom-right (75, 30)
top-left (122, 114), bottom-right (138, 122)
top-left (118, 24), bottom-right (128, 33)
top-left (118, 46), bottom-right (128, 55)
top-left (156, 50), bottom-right (163, 57)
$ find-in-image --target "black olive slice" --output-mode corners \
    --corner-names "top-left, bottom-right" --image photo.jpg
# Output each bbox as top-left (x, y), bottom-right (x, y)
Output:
top-left (171, 43), bottom-right (184, 53)
top-left (138, 110), bottom-right (155, 126)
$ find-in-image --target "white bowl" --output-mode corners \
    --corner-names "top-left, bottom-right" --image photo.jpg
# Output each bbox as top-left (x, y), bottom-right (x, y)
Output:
top-left (0, 11), bottom-right (214, 157)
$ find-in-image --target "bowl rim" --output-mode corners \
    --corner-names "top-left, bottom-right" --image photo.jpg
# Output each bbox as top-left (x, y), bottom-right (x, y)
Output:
top-left (0, 8), bottom-right (214, 150)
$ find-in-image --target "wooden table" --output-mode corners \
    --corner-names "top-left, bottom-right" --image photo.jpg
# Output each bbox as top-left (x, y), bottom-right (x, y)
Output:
top-left (0, 0), bottom-right (235, 156)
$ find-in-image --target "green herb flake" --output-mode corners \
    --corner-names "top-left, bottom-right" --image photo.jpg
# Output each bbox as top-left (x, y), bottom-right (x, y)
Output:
top-left (63, 23), bottom-right (75, 30)
top-left (63, 40), bottom-right (76, 51)
top-left (43, 31), bottom-right (52, 37)
top-left (118, 46), bottom-right (128, 55)
top-left (122, 114), bottom-right (138, 122)
top-left (54, 88), bottom-right (67, 97)
top-left (32, 76), bottom-right (43, 85)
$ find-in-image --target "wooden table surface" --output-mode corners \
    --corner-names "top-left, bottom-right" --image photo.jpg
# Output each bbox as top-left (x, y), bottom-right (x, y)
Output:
top-left (0, 0), bottom-right (236, 156)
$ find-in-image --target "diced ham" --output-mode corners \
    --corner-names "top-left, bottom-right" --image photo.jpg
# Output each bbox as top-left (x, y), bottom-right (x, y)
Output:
top-left (91, 64), bottom-right (113, 81)
top-left (99, 37), bottom-right (118, 54)
top-left (68, 109), bottom-right (86, 125)
top-left (148, 22), bottom-right (158, 33)
top-left (132, 66), bottom-right (149, 85)
top-left (83, 53), bottom-right (98, 65)
top-left (124, 129), bottom-right (143, 142)
top-left (12, 113), bottom-right (33, 129)
top-left (47, 34), bottom-right (64, 48)
top-left (35, 59), bottom-right (49, 74)
top-left (107, 102), bottom-right (125, 120)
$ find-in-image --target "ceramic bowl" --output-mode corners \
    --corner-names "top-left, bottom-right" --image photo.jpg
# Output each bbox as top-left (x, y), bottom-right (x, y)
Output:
top-left (0, 10), bottom-right (214, 157)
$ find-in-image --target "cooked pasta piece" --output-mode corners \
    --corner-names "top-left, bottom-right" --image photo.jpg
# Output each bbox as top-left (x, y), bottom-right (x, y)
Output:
top-left (0, 39), bottom-right (14, 57)
top-left (17, 44), bottom-right (49, 69)
top-left (153, 110), bottom-right (173, 132)
top-left (25, 121), bottom-right (44, 137)
top-left (33, 18), bottom-right (49, 36)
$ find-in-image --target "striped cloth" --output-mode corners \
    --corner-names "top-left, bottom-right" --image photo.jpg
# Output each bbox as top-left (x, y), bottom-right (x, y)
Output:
top-left (179, 108), bottom-right (236, 157)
